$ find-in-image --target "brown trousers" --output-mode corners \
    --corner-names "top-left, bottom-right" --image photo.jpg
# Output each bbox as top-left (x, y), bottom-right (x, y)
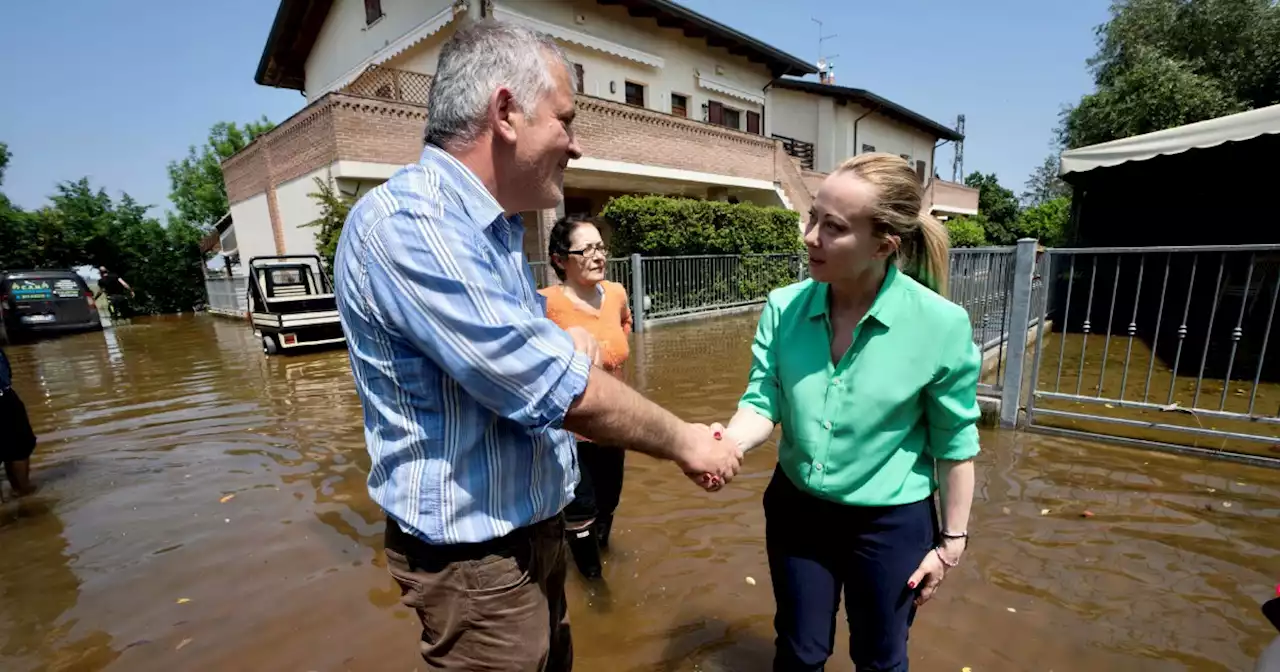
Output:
top-left (384, 515), bottom-right (572, 671)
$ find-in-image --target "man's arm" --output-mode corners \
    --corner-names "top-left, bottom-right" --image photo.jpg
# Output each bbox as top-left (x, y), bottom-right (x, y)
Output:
top-left (563, 369), bottom-right (740, 482)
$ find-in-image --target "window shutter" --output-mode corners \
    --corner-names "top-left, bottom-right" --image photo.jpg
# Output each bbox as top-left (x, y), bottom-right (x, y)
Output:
top-left (746, 111), bottom-right (761, 134)
top-left (364, 0), bottom-right (382, 25)
top-left (708, 101), bottom-right (723, 126)
top-left (573, 63), bottom-right (584, 94)
top-left (916, 160), bottom-right (927, 183)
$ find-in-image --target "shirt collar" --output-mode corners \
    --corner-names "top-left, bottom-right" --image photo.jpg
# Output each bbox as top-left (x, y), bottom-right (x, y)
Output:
top-left (806, 263), bottom-right (905, 328)
top-left (420, 143), bottom-right (508, 230)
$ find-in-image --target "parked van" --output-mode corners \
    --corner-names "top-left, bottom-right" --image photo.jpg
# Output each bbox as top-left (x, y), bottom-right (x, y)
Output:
top-left (0, 270), bottom-right (102, 342)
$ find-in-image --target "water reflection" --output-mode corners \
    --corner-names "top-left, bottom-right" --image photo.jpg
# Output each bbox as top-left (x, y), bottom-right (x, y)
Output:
top-left (0, 313), bottom-right (1276, 671)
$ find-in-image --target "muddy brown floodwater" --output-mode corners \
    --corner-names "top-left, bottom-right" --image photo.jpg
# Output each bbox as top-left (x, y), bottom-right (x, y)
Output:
top-left (2, 313), bottom-right (1278, 672)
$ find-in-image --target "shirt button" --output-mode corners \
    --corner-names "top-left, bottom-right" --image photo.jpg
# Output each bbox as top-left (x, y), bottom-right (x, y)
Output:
top-left (832, 378), bottom-right (840, 386)
top-left (814, 462), bottom-right (824, 471)
top-left (822, 420), bottom-right (832, 430)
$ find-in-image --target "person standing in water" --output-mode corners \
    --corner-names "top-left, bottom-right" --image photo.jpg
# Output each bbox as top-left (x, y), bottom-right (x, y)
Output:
top-left (94, 266), bottom-right (134, 319)
top-left (539, 216), bottom-right (632, 579)
top-left (715, 153), bottom-right (981, 671)
top-left (0, 347), bottom-right (37, 498)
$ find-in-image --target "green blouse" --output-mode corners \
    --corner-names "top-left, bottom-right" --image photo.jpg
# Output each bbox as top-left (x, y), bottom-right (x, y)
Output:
top-left (739, 265), bottom-right (982, 507)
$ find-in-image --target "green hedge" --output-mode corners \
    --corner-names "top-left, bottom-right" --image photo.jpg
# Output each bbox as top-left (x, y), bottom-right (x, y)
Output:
top-left (601, 195), bottom-right (803, 256)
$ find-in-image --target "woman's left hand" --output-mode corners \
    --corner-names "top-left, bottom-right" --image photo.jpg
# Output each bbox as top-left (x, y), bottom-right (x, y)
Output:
top-left (906, 542), bottom-right (961, 606)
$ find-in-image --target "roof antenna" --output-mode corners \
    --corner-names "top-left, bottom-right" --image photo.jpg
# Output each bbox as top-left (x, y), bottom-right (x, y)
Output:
top-left (812, 18), bottom-right (838, 84)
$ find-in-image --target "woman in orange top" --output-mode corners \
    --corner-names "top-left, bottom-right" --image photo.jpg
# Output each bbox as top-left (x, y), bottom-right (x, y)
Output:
top-left (539, 215), bottom-right (633, 579)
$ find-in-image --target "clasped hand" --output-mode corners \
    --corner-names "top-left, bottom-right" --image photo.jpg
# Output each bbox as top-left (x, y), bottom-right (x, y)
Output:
top-left (677, 422), bottom-right (743, 492)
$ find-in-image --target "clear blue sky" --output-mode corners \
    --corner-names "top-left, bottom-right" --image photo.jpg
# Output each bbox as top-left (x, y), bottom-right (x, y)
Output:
top-left (0, 0), bottom-right (1109, 215)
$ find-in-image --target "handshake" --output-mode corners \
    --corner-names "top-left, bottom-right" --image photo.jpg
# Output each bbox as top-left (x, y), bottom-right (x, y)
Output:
top-left (564, 326), bottom-right (745, 492)
top-left (676, 421), bottom-right (743, 492)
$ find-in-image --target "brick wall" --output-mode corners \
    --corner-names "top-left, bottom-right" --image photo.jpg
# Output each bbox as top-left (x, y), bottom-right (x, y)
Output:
top-left (574, 96), bottom-right (777, 182)
top-left (331, 96), bottom-right (429, 166)
top-left (220, 80), bottom-right (807, 235)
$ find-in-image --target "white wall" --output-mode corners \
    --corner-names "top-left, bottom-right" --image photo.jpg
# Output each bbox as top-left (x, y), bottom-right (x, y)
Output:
top-left (228, 194), bottom-right (277, 263)
top-left (845, 106), bottom-right (936, 178)
top-left (496, 0), bottom-right (771, 130)
top-left (273, 169), bottom-right (330, 257)
top-left (769, 89), bottom-right (818, 145)
top-left (305, 0), bottom-right (455, 101)
top-left (777, 89), bottom-right (940, 175)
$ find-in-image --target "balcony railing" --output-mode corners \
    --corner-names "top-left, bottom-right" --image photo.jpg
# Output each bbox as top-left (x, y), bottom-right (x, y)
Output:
top-left (773, 134), bottom-right (815, 170)
top-left (344, 65), bottom-right (432, 106)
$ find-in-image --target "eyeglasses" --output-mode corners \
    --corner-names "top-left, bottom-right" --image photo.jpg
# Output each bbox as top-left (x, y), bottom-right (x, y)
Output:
top-left (568, 244), bottom-right (609, 258)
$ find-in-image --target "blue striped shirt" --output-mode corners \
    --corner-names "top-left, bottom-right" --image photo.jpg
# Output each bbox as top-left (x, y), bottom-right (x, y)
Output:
top-left (334, 144), bottom-right (591, 545)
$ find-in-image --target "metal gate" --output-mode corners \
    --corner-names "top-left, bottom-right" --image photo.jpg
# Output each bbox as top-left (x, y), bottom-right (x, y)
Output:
top-left (1023, 244), bottom-right (1280, 461)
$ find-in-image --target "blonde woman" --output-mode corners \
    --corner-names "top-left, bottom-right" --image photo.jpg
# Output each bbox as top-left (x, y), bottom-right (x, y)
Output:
top-left (714, 154), bottom-right (981, 670)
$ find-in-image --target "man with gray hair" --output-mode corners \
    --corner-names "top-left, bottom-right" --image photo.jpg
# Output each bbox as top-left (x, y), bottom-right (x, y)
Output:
top-left (333, 20), bottom-right (742, 670)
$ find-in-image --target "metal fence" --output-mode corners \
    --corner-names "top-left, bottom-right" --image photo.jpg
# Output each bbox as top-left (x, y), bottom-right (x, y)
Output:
top-left (1025, 244), bottom-right (1280, 460)
top-left (205, 275), bottom-right (248, 317)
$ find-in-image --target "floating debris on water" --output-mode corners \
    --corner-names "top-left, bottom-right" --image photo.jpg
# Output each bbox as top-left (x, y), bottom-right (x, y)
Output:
top-left (176, 598), bottom-right (190, 604)
top-left (745, 576), bottom-right (756, 586)
top-left (1040, 509), bottom-right (1050, 516)
top-left (1007, 607), bottom-right (1017, 613)
top-left (219, 494), bottom-right (235, 503)
top-left (176, 637), bottom-right (193, 651)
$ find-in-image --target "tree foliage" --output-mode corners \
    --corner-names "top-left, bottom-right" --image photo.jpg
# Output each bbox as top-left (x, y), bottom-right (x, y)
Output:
top-left (1022, 154), bottom-right (1071, 207)
top-left (167, 118), bottom-right (274, 231)
top-left (304, 176), bottom-right (355, 271)
top-left (0, 173), bottom-right (206, 313)
top-left (1060, 0), bottom-right (1280, 148)
top-left (963, 172), bottom-right (1020, 245)
top-left (944, 216), bottom-right (989, 248)
top-left (0, 119), bottom-right (270, 316)
top-left (1011, 197), bottom-right (1071, 247)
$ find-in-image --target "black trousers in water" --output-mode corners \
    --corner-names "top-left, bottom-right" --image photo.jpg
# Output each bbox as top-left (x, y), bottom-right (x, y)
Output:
top-left (563, 441), bottom-right (625, 525)
top-left (764, 466), bottom-right (938, 672)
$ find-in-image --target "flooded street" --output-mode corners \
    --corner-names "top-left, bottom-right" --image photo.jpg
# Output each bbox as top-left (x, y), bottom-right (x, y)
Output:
top-left (2, 313), bottom-right (1278, 671)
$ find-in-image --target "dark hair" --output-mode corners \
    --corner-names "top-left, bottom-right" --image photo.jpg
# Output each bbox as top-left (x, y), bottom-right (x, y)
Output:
top-left (547, 215), bottom-right (601, 281)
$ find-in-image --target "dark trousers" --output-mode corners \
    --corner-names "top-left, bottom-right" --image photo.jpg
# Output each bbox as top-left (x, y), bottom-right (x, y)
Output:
top-left (764, 466), bottom-right (937, 672)
top-left (563, 442), bottom-right (625, 525)
top-left (384, 515), bottom-right (572, 671)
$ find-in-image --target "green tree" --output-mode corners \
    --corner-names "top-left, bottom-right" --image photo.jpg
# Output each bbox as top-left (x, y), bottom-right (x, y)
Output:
top-left (0, 142), bottom-right (10, 186)
top-left (1010, 197), bottom-right (1071, 247)
top-left (167, 118), bottom-right (274, 231)
top-left (304, 176), bottom-right (355, 271)
top-left (963, 172), bottom-right (1019, 245)
top-left (1060, 0), bottom-right (1280, 148)
top-left (1022, 154), bottom-right (1071, 207)
top-left (944, 216), bottom-right (988, 248)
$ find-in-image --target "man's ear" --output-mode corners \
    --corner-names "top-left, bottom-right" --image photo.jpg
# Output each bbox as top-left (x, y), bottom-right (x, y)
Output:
top-left (490, 87), bottom-right (519, 144)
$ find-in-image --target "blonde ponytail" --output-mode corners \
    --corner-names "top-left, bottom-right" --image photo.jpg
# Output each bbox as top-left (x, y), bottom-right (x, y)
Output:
top-left (833, 152), bottom-right (951, 297)
top-left (901, 211), bottom-right (950, 297)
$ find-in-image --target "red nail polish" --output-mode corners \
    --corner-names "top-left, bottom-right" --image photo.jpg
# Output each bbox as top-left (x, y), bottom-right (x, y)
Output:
top-left (907, 581), bottom-right (916, 589)
top-left (714, 431), bottom-right (723, 440)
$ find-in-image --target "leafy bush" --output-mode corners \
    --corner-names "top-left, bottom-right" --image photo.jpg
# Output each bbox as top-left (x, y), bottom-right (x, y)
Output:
top-left (601, 195), bottom-right (802, 256)
top-left (1010, 196), bottom-right (1070, 247)
top-left (945, 216), bottom-right (989, 248)
top-left (304, 176), bottom-right (354, 272)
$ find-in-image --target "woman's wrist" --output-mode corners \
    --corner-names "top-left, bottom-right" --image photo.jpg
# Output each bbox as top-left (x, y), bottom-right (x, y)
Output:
top-left (937, 535), bottom-right (967, 565)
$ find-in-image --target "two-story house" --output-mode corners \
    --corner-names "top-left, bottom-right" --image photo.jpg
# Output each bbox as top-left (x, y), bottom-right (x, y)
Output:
top-left (216, 0), bottom-right (975, 268)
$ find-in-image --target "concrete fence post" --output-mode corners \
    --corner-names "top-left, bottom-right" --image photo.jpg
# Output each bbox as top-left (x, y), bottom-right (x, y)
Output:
top-left (999, 238), bottom-right (1039, 428)
top-left (630, 253), bottom-right (645, 333)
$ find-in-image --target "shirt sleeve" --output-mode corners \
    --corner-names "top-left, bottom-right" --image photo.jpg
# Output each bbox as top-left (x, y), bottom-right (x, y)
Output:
top-left (923, 309), bottom-right (982, 461)
top-left (363, 206), bottom-right (591, 431)
top-left (737, 293), bottom-right (782, 423)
